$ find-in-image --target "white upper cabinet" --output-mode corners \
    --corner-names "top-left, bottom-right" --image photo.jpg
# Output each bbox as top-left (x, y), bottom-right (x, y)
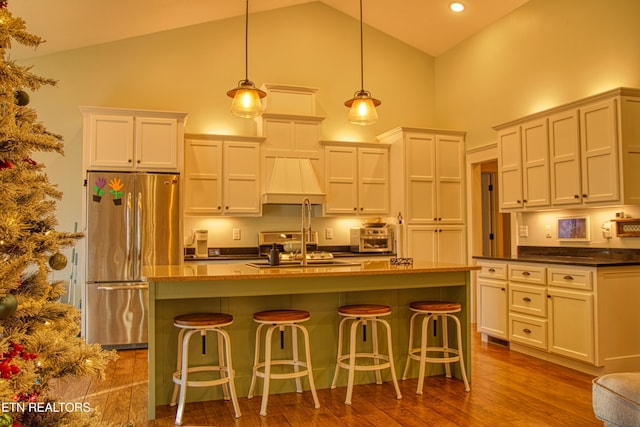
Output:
top-left (497, 118), bottom-right (550, 210)
top-left (323, 142), bottom-right (389, 215)
top-left (495, 87), bottom-right (640, 211)
top-left (183, 135), bottom-right (263, 216)
top-left (81, 107), bottom-right (187, 172)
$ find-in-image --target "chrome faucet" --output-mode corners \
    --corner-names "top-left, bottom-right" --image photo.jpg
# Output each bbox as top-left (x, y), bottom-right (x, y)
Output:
top-left (301, 197), bottom-right (312, 265)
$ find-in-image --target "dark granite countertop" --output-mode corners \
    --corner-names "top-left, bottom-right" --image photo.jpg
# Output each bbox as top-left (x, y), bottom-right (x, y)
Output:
top-left (473, 246), bottom-right (640, 267)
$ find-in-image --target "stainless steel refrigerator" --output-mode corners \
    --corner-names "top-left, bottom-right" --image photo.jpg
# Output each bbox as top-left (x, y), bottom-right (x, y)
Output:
top-left (85, 171), bottom-right (180, 349)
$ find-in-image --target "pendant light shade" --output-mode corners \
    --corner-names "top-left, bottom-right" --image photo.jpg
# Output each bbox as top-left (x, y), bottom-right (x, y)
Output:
top-left (345, 0), bottom-right (380, 126)
top-left (227, 0), bottom-right (265, 118)
top-left (227, 80), bottom-right (266, 119)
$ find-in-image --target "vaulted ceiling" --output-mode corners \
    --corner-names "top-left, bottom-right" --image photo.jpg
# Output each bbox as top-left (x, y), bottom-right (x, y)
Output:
top-left (10, 0), bottom-right (530, 59)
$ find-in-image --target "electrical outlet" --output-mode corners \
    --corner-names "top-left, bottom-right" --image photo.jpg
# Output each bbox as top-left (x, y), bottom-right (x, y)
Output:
top-left (545, 224), bottom-right (552, 238)
top-left (325, 228), bottom-right (334, 239)
top-left (232, 228), bottom-right (241, 240)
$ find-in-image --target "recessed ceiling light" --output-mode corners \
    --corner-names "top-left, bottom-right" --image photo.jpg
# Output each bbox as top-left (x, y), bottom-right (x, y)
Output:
top-left (450, 2), bottom-right (465, 13)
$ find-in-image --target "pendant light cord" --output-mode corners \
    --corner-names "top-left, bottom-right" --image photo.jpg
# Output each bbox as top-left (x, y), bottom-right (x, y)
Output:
top-left (359, 0), bottom-right (364, 93)
top-left (244, 0), bottom-right (249, 82)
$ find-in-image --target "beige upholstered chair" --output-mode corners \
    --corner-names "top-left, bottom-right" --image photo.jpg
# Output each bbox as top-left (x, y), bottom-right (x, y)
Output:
top-left (592, 372), bottom-right (640, 426)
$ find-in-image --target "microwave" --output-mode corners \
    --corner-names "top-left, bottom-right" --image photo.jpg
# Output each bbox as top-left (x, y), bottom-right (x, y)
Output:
top-left (350, 227), bottom-right (394, 253)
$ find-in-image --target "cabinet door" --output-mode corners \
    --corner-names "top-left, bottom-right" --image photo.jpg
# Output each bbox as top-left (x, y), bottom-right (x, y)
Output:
top-left (358, 148), bottom-right (389, 215)
top-left (135, 117), bottom-right (179, 170)
top-left (549, 109), bottom-right (582, 205)
top-left (497, 126), bottom-right (523, 210)
top-left (406, 225), bottom-right (464, 263)
top-left (580, 98), bottom-right (620, 204)
top-left (436, 135), bottom-right (464, 223)
top-left (324, 146), bottom-right (358, 214)
top-left (184, 139), bottom-right (223, 214)
top-left (88, 114), bottom-right (134, 169)
top-left (224, 142), bottom-right (260, 214)
top-left (436, 226), bottom-right (466, 264)
top-left (547, 287), bottom-right (594, 363)
top-left (521, 119), bottom-right (550, 208)
top-left (477, 278), bottom-right (508, 340)
top-left (406, 133), bottom-right (436, 223)
top-left (406, 225), bottom-right (437, 262)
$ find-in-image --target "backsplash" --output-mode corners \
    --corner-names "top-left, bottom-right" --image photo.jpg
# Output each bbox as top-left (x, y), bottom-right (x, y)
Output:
top-left (183, 204), bottom-right (396, 250)
top-left (517, 206), bottom-right (640, 249)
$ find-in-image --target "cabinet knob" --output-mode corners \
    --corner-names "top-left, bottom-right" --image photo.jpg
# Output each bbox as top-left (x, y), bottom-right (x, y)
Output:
top-left (488, 268), bottom-right (496, 273)
top-left (563, 275), bottom-right (574, 280)
top-left (360, 207), bottom-right (364, 211)
top-left (523, 297), bottom-right (531, 302)
top-left (437, 217), bottom-right (442, 221)
top-left (353, 207), bottom-right (357, 211)
top-left (217, 206), bottom-right (221, 210)
top-left (501, 288), bottom-right (506, 291)
top-left (128, 159), bottom-right (133, 163)
top-left (137, 160), bottom-right (141, 164)
top-left (521, 271), bottom-right (531, 276)
top-left (523, 199), bottom-right (528, 203)
top-left (582, 194), bottom-right (588, 198)
top-left (438, 229), bottom-right (442, 232)
top-left (574, 194), bottom-right (580, 199)
top-left (547, 295), bottom-right (552, 299)
top-left (522, 328), bottom-right (532, 334)
top-left (225, 206), bottom-right (229, 210)
top-left (516, 200), bottom-right (521, 204)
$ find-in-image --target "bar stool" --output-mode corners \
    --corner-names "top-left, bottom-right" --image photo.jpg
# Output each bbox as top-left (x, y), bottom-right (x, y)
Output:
top-left (331, 304), bottom-right (402, 405)
top-left (247, 309), bottom-right (320, 416)
top-left (170, 313), bottom-right (240, 426)
top-left (402, 301), bottom-right (470, 394)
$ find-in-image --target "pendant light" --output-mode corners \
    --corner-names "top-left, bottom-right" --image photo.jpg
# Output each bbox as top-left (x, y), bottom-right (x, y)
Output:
top-left (344, 0), bottom-right (380, 126)
top-left (227, 0), bottom-right (266, 119)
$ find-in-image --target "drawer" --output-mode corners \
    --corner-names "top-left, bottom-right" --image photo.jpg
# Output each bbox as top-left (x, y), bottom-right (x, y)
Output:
top-left (477, 262), bottom-right (508, 280)
top-left (509, 264), bottom-right (546, 285)
top-left (509, 313), bottom-right (547, 350)
top-left (547, 267), bottom-right (593, 291)
top-left (509, 283), bottom-right (547, 317)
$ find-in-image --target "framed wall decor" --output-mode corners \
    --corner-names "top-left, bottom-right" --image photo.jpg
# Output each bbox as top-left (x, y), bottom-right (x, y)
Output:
top-left (557, 216), bottom-right (590, 241)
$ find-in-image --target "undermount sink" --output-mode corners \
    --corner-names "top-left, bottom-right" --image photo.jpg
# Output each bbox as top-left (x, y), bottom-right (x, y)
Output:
top-left (246, 260), bottom-right (360, 269)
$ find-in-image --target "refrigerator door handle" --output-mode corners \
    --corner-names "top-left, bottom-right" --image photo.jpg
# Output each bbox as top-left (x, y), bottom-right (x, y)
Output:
top-left (126, 192), bottom-right (134, 278)
top-left (135, 191), bottom-right (142, 279)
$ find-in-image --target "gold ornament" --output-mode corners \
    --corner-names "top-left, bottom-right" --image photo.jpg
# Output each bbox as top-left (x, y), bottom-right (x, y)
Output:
top-left (0, 294), bottom-right (17, 318)
top-left (48, 253), bottom-right (68, 270)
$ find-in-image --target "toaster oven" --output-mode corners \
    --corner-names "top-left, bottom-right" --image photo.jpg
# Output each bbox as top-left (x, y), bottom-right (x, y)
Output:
top-left (350, 227), bottom-right (394, 253)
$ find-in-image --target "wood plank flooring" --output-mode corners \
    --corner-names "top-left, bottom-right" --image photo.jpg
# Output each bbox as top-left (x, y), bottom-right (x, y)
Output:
top-left (52, 327), bottom-right (601, 426)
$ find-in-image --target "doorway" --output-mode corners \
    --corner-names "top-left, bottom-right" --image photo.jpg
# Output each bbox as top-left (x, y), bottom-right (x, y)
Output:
top-left (479, 161), bottom-right (511, 257)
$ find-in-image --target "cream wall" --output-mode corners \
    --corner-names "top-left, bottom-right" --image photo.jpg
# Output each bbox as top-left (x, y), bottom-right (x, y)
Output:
top-left (21, 2), bottom-right (434, 252)
top-left (435, 0), bottom-right (640, 149)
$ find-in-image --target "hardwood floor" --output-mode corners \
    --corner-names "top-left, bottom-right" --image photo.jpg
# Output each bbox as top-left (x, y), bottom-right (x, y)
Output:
top-left (53, 328), bottom-right (601, 426)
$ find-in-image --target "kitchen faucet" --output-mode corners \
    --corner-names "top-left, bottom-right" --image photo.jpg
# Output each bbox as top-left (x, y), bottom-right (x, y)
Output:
top-left (301, 197), bottom-right (312, 266)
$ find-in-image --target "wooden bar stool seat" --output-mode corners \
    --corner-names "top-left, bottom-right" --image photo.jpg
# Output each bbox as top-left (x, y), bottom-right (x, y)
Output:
top-left (402, 301), bottom-right (470, 394)
top-left (331, 304), bottom-right (402, 405)
top-left (170, 313), bottom-right (240, 426)
top-left (248, 309), bottom-right (320, 416)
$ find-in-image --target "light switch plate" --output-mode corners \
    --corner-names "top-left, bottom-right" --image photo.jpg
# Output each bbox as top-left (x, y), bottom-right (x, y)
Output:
top-left (232, 228), bottom-right (241, 240)
top-left (325, 228), bottom-right (333, 239)
top-left (519, 225), bottom-right (528, 237)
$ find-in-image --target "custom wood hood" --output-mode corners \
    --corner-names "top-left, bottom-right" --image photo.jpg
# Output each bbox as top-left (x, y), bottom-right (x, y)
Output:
top-left (261, 157), bottom-right (325, 204)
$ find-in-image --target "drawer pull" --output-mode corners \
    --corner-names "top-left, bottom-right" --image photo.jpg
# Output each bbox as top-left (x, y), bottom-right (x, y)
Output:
top-left (523, 328), bottom-right (532, 334)
top-left (563, 275), bottom-right (574, 280)
top-left (521, 271), bottom-right (531, 276)
top-left (488, 268), bottom-right (496, 273)
top-left (522, 297), bottom-right (532, 302)
top-left (501, 288), bottom-right (506, 292)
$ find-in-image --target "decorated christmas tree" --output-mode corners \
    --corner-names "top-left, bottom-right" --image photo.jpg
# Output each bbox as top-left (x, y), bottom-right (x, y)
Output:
top-left (0, 3), bottom-right (116, 426)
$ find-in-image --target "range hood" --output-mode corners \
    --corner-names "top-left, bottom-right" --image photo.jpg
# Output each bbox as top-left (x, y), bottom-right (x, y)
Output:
top-left (262, 157), bottom-right (325, 204)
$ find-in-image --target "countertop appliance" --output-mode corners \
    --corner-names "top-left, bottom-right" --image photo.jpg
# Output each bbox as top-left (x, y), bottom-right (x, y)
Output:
top-left (350, 226), bottom-right (394, 253)
top-left (85, 171), bottom-right (180, 349)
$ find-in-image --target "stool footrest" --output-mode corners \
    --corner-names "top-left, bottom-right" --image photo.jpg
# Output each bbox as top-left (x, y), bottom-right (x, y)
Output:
top-left (172, 366), bottom-right (232, 388)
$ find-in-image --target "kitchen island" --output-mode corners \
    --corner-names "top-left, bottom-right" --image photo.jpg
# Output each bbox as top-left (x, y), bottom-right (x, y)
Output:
top-left (144, 260), bottom-right (480, 420)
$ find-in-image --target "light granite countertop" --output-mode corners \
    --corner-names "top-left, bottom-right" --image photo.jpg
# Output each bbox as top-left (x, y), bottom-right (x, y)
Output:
top-left (143, 259), bottom-right (480, 282)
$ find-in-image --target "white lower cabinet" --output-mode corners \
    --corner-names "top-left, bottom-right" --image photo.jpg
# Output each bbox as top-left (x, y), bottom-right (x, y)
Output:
top-left (477, 259), bottom-right (640, 374)
top-left (407, 225), bottom-right (465, 264)
top-left (547, 286), bottom-right (594, 363)
top-left (476, 262), bottom-right (508, 340)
